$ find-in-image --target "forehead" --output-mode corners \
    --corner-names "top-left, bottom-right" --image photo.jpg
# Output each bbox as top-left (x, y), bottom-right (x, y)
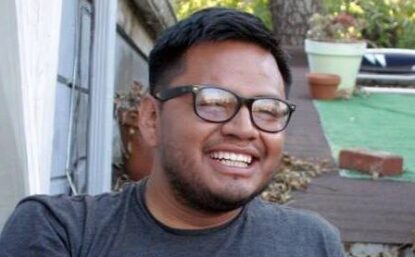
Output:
top-left (170, 41), bottom-right (285, 98)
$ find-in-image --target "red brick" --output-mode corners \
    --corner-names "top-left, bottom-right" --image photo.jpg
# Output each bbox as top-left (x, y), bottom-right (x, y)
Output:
top-left (338, 148), bottom-right (403, 176)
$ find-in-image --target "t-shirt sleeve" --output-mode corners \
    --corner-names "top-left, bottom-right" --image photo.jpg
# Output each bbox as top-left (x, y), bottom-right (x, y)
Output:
top-left (298, 210), bottom-right (345, 257)
top-left (0, 199), bottom-right (71, 257)
top-left (321, 224), bottom-right (345, 257)
top-left (267, 203), bottom-right (346, 257)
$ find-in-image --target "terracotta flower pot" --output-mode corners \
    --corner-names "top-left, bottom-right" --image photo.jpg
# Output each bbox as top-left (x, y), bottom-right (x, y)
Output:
top-left (307, 72), bottom-right (341, 100)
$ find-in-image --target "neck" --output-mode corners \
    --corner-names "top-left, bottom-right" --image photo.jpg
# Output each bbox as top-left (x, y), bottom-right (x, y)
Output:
top-left (144, 172), bottom-right (242, 230)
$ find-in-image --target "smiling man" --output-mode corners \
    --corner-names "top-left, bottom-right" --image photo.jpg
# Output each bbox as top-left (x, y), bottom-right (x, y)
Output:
top-left (0, 8), bottom-right (344, 257)
top-left (143, 40), bottom-right (293, 228)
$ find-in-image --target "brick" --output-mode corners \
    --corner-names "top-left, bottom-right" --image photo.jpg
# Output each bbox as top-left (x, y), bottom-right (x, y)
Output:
top-left (338, 148), bottom-right (403, 176)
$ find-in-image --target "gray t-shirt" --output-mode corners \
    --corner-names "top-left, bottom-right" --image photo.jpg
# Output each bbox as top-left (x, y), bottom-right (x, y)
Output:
top-left (0, 180), bottom-right (344, 257)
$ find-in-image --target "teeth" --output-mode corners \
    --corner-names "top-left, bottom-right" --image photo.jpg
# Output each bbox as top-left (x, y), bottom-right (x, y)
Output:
top-left (220, 159), bottom-right (248, 168)
top-left (210, 151), bottom-right (253, 166)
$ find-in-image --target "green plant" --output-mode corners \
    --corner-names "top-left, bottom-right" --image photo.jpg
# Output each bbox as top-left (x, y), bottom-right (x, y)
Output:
top-left (172, 0), bottom-right (272, 29)
top-left (307, 12), bottom-right (365, 42)
top-left (397, 20), bottom-right (415, 48)
top-left (322, 0), bottom-right (415, 48)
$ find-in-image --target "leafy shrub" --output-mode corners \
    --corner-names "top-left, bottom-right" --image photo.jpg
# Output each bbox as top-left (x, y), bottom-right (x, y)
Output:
top-left (172, 0), bottom-right (272, 29)
top-left (307, 12), bottom-right (365, 42)
top-left (323, 0), bottom-right (415, 49)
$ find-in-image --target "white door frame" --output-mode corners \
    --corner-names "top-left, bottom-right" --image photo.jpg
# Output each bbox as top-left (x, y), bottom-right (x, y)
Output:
top-left (87, 0), bottom-right (118, 195)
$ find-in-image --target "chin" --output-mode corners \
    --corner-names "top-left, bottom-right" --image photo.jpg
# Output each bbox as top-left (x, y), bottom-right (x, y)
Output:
top-left (184, 179), bottom-right (270, 214)
top-left (161, 142), bottom-right (272, 213)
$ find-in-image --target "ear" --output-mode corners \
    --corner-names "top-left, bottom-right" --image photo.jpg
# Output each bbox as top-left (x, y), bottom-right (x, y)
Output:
top-left (138, 95), bottom-right (160, 147)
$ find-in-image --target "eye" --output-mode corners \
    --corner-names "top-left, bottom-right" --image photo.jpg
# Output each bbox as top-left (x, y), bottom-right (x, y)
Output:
top-left (197, 95), bottom-right (233, 106)
top-left (252, 99), bottom-right (288, 120)
top-left (195, 88), bottom-right (238, 121)
top-left (197, 88), bottom-right (237, 107)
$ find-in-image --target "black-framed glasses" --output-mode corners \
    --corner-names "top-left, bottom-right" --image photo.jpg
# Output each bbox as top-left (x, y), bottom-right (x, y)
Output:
top-left (152, 85), bottom-right (296, 133)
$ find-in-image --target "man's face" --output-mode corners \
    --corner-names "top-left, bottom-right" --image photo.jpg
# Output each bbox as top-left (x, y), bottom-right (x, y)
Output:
top-left (155, 41), bottom-right (286, 213)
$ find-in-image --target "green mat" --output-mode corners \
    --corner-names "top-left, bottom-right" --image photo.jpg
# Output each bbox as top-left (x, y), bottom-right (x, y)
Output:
top-left (314, 93), bottom-right (415, 182)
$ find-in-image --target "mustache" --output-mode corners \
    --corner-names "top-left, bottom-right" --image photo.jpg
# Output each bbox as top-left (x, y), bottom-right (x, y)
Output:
top-left (202, 136), bottom-right (264, 155)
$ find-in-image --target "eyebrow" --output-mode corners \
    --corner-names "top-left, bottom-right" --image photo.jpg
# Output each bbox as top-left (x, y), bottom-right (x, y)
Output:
top-left (250, 93), bottom-right (283, 99)
top-left (209, 84), bottom-right (282, 99)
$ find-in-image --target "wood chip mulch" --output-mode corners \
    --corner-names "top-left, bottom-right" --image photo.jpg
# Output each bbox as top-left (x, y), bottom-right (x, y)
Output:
top-left (261, 154), bottom-right (334, 204)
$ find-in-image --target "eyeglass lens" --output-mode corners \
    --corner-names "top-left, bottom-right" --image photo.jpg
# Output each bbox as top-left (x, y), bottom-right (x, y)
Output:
top-left (194, 87), bottom-right (290, 132)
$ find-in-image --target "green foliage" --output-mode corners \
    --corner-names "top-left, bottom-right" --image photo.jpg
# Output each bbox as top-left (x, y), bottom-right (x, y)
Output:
top-left (307, 12), bottom-right (365, 42)
top-left (322, 0), bottom-right (415, 48)
top-left (397, 19), bottom-right (415, 48)
top-left (172, 0), bottom-right (272, 29)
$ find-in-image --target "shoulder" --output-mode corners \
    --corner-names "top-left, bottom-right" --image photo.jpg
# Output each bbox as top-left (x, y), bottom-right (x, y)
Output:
top-left (17, 182), bottom-right (138, 218)
top-left (3, 183), bottom-right (137, 234)
top-left (0, 183), bottom-right (140, 255)
top-left (247, 198), bottom-right (341, 242)
top-left (242, 198), bottom-right (344, 257)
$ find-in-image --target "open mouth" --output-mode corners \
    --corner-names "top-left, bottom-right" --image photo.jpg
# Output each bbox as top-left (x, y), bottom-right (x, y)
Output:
top-left (209, 151), bottom-right (253, 168)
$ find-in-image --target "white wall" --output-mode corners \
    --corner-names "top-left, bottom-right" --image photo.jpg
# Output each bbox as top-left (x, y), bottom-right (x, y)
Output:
top-left (0, 0), bottom-right (62, 230)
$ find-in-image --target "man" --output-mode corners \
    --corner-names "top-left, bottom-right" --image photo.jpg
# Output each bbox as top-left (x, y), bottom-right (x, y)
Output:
top-left (0, 8), bottom-right (344, 256)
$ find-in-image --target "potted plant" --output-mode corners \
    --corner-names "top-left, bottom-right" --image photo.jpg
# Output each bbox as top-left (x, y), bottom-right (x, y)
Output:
top-left (307, 72), bottom-right (341, 100)
top-left (305, 12), bottom-right (367, 97)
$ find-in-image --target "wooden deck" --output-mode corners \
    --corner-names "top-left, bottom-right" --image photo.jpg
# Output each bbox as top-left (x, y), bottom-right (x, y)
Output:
top-left (284, 49), bottom-right (415, 244)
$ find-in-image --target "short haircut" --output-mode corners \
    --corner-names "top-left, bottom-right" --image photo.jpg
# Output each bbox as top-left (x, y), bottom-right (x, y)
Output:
top-left (149, 7), bottom-right (292, 97)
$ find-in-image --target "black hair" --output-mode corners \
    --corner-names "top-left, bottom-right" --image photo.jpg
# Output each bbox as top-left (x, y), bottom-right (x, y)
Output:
top-left (149, 7), bottom-right (292, 96)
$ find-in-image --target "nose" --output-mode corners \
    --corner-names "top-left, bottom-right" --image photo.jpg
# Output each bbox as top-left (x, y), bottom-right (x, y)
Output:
top-left (220, 106), bottom-right (259, 140)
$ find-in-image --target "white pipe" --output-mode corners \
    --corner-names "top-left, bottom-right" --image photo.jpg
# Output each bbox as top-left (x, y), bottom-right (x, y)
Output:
top-left (361, 86), bottom-right (415, 95)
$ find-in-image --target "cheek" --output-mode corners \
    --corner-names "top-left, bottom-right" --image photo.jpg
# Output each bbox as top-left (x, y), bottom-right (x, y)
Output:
top-left (159, 108), bottom-right (216, 152)
top-left (263, 133), bottom-right (285, 163)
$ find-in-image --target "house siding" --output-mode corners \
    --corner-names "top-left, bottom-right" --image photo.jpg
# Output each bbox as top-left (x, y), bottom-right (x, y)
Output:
top-left (50, 0), bottom-right (175, 194)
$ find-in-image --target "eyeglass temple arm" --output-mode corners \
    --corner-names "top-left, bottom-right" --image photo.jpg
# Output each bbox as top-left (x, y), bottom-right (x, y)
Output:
top-left (153, 85), bottom-right (196, 101)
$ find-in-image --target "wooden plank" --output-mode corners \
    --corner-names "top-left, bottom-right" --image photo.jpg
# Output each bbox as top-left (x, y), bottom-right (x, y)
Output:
top-left (285, 65), bottom-right (334, 162)
top-left (288, 172), bottom-right (415, 243)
